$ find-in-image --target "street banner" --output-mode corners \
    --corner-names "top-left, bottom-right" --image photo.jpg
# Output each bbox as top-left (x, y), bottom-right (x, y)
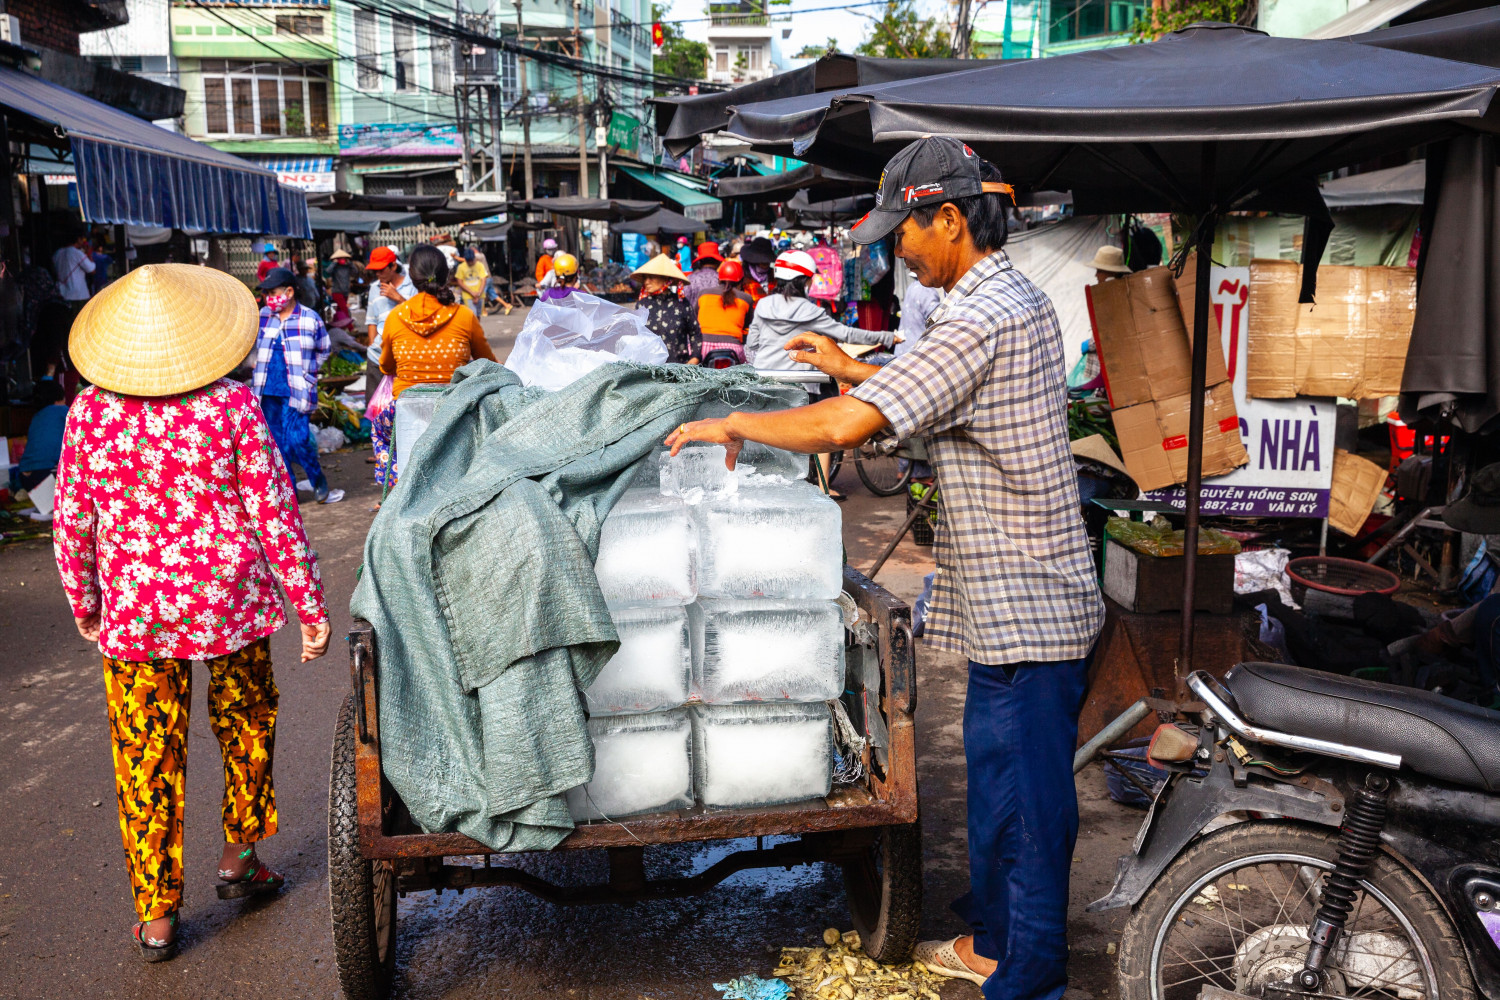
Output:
top-left (338, 123), bottom-right (463, 157)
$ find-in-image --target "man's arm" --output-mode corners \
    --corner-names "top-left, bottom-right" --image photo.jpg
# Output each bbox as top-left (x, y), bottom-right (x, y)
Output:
top-left (666, 395), bottom-right (889, 468)
top-left (784, 333), bottom-right (883, 386)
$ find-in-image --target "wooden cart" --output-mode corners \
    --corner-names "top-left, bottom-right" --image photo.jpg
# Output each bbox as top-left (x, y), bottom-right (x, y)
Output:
top-left (328, 566), bottom-right (922, 1000)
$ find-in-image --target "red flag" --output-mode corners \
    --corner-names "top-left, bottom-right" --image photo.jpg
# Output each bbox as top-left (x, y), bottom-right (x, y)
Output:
top-left (652, 21), bottom-right (664, 47)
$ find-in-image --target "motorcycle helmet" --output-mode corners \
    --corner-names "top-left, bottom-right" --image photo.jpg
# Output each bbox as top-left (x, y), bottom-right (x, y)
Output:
top-left (717, 259), bottom-right (744, 283)
top-left (772, 250), bottom-right (817, 281)
top-left (552, 252), bottom-right (579, 277)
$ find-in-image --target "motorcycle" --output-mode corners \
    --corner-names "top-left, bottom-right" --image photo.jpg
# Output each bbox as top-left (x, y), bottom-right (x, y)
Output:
top-left (1096, 662), bottom-right (1500, 1000)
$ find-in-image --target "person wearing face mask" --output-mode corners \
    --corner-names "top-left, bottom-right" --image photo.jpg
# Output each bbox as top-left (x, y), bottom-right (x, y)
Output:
top-left (251, 268), bottom-right (343, 504)
top-left (632, 253), bottom-right (699, 364)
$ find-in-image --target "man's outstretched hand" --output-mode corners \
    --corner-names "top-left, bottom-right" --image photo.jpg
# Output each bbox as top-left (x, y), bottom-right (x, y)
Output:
top-left (665, 418), bottom-right (744, 468)
top-left (784, 334), bottom-right (881, 386)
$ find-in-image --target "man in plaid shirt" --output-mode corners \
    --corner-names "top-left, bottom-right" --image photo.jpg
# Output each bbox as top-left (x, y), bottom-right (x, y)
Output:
top-left (668, 136), bottom-right (1103, 1000)
top-left (252, 267), bottom-right (342, 504)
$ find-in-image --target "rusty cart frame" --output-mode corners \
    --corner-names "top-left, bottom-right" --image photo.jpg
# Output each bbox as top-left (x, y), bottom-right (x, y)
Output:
top-left (328, 566), bottom-right (922, 1000)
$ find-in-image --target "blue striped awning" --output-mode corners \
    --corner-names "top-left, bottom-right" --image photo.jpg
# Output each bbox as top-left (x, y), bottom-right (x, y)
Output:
top-left (255, 156), bottom-right (335, 173)
top-left (0, 65), bottom-right (311, 238)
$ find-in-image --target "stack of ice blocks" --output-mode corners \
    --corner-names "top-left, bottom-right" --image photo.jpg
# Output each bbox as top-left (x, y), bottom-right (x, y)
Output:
top-left (570, 429), bottom-right (846, 820)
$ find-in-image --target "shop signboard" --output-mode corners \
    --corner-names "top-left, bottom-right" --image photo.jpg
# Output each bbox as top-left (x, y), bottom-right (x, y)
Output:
top-left (277, 170), bottom-right (336, 192)
top-left (338, 123), bottom-right (463, 157)
top-left (608, 111), bottom-right (641, 155)
top-left (1144, 265), bottom-right (1335, 518)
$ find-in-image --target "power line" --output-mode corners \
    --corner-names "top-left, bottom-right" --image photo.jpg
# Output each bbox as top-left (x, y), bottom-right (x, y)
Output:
top-left (345, 0), bottom-right (728, 92)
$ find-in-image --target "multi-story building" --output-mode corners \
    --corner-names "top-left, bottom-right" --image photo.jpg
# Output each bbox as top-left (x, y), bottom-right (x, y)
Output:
top-left (970, 0), bottom-right (1145, 59)
top-left (705, 0), bottom-right (786, 86)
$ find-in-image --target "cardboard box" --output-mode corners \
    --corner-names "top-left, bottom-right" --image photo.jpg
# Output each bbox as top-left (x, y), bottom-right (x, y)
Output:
top-left (1101, 538), bottom-right (1236, 615)
top-left (1328, 448), bottom-right (1387, 536)
top-left (1112, 383), bottom-right (1249, 493)
top-left (1086, 264), bottom-right (1228, 409)
top-left (1246, 260), bottom-right (1416, 399)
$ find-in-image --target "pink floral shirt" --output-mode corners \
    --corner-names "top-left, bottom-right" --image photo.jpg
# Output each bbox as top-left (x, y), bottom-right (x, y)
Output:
top-left (53, 379), bottom-right (328, 662)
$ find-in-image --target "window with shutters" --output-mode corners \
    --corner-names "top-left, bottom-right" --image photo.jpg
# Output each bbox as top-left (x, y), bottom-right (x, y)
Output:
top-left (393, 19), bottom-right (416, 92)
top-left (431, 34), bottom-right (454, 93)
top-left (354, 9), bottom-right (380, 90)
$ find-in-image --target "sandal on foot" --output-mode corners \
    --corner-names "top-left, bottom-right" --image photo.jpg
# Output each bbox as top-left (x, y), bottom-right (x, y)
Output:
top-left (912, 937), bottom-right (990, 986)
top-left (133, 913), bottom-right (178, 963)
top-left (216, 856), bottom-right (286, 899)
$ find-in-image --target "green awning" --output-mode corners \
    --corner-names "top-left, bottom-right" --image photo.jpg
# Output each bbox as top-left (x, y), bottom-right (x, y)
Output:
top-left (617, 165), bottom-right (722, 222)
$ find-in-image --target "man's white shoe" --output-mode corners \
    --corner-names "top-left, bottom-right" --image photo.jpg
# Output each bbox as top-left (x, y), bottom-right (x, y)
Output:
top-left (320, 488), bottom-right (346, 504)
top-left (911, 937), bottom-right (990, 985)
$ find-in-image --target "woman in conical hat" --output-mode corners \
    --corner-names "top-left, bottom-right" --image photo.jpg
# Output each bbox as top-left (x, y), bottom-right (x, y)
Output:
top-left (56, 264), bottom-right (331, 962)
top-left (632, 253), bottom-right (699, 364)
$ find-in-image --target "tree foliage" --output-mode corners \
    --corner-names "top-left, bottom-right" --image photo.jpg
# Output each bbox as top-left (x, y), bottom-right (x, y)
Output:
top-left (795, 37), bottom-right (841, 59)
top-left (1128, 0), bottom-right (1251, 43)
top-left (854, 0), bottom-right (953, 59)
top-left (652, 2), bottom-right (709, 88)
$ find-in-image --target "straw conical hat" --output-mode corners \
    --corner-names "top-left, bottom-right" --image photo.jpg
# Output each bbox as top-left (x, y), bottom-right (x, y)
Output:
top-left (631, 253), bottom-right (688, 282)
top-left (70, 264), bottom-right (259, 397)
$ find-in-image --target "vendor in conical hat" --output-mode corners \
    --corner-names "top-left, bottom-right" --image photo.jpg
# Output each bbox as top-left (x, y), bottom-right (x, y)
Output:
top-left (55, 264), bottom-right (331, 963)
top-left (632, 253), bottom-right (699, 364)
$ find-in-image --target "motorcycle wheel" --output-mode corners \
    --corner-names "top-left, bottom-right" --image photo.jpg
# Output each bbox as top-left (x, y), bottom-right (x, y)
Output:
top-left (1118, 821), bottom-right (1474, 1000)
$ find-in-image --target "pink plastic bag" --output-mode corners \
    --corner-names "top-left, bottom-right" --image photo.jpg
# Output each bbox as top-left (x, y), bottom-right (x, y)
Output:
top-left (365, 374), bottom-right (394, 421)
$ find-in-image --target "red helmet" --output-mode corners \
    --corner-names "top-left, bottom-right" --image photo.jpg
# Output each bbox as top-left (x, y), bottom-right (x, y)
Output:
top-left (717, 259), bottom-right (743, 283)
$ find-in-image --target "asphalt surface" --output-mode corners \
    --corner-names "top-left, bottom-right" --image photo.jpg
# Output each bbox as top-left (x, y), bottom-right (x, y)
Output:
top-left (0, 308), bottom-right (1137, 999)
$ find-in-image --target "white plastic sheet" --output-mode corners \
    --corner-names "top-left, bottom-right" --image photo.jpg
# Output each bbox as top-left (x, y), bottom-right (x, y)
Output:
top-left (507, 291), bottom-right (668, 390)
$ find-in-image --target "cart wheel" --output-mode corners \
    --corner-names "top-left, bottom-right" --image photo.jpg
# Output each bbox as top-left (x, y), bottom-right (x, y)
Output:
top-left (330, 694), bottom-right (396, 1000)
top-left (841, 822), bottom-right (923, 963)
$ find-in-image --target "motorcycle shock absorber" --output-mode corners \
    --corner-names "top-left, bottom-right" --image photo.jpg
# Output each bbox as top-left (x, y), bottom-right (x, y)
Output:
top-left (1297, 772), bottom-right (1391, 990)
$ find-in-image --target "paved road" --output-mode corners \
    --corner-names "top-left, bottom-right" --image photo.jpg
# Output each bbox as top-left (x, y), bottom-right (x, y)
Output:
top-left (0, 312), bottom-right (1135, 998)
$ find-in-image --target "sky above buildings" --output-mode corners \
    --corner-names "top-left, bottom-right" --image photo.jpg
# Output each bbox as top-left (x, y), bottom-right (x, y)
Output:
top-left (658, 0), bottom-right (954, 65)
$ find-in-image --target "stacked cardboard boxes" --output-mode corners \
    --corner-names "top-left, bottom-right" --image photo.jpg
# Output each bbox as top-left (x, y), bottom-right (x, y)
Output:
top-left (1086, 262), bottom-right (1249, 492)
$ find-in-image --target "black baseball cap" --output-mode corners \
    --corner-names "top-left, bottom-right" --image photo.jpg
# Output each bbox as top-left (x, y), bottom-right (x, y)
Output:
top-left (850, 136), bottom-right (1013, 245)
top-left (259, 266), bottom-right (297, 291)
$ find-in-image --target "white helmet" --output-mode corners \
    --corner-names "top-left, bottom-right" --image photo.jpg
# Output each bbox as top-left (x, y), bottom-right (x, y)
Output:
top-left (773, 249), bottom-right (818, 282)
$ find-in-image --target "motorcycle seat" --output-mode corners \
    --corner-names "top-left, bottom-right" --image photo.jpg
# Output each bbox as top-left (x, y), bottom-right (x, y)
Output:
top-left (1224, 661), bottom-right (1500, 792)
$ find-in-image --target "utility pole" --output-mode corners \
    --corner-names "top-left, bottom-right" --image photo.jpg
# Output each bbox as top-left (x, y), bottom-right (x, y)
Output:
top-left (573, 0), bottom-right (589, 198)
top-left (954, 0), bottom-right (971, 58)
top-left (513, 0), bottom-right (534, 200)
top-left (455, 2), bottom-right (503, 192)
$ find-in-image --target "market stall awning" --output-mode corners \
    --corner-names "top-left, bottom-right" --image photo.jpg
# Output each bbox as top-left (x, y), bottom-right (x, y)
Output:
top-left (1320, 161), bottom-right (1427, 207)
top-left (612, 207), bottom-right (705, 235)
top-left (650, 53), bottom-right (987, 157)
top-left (715, 162), bottom-right (871, 199)
top-left (615, 166), bottom-right (723, 222)
top-left (1342, 5), bottom-right (1500, 67)
top-left (785, 190), bottom-right (874, 225)
top-left (512, 196), bottom-right (660, 222)
top-left (306, 191), bottom-right (506, 226)
top-left (307, 207), bottom-right (423, 233)
top-left (0, 64), bottom-right (310, 237)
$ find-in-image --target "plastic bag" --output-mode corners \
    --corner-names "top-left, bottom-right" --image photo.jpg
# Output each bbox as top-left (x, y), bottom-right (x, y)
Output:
top-left (1105, 515), bottom-right (1241, 557)
top-left (506, 291), bottom-right (668, 390)
top-left (858, 240), bottom-right (891, 288)
top-left (364, 374), bottom-right (394, 421)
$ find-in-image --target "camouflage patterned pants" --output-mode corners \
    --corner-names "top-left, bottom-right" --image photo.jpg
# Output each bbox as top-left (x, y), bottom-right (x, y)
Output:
top-left (102, 637), bottom-right (279, 921)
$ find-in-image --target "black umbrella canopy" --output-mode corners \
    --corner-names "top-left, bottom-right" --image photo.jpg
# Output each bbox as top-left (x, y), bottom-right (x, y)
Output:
top-left (612, 207), bottom-right (704, 234)
top-left (650, 53), bottom-right (984, 157)
top-left (724, 23), bottom-right (1500, 215)
top-left (715, 162), bottom-right (872, 200)
top-left (513, 196), bottom-right (661, 221)
top-left (1342, 5), bottom-right (1500, 68)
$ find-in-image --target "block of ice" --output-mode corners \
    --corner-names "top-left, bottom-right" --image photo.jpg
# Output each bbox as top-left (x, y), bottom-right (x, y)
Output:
top-left (692, 481), bottom-right (843, 600)
top-left (692, 394), bottom-right (809, 482)
top-left (584, 605), bottom-right (693, 715)
top-left (660, 444), bottom-right (733, 495)
top-left (691, 702), bottom-right (834, 808)
top-left (694, 599), bottom-right (844, 704)
top-left (391, 385), bottom-right (442, 473)
top-left (594, 491), bottom-right (696, 606)
top-left (566, 709), bottom-right (694, 821)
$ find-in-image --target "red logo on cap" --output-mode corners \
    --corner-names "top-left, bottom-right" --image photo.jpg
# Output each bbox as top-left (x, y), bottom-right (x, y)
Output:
top-left (961, 143), bottom-right (976, 157)
top-left (853, 211), bottom-right (872, 229)
top-left (904, 183), bottom-right (944, 204)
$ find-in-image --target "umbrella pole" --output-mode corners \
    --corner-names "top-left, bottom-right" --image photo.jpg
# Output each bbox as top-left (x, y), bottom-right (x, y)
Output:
top-left (1178, 208), bottom-right (1218, 696)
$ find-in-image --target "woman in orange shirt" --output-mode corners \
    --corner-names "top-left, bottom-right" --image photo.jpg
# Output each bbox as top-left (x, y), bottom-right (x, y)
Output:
top-left (378, 244), bottom-right (497, 482)
top-left (695, 259), bottom-right (754, 364)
